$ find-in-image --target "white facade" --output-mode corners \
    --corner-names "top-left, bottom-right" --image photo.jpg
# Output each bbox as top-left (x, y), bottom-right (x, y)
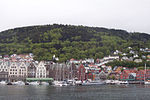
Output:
top-left (8, 62), bottom-right (27, 78)
top-left (18, 62), bottom-right (27, 77)
top-left (36, 61), bottom-right (46, 78)
top-left (0, 61), bottom-right (8, 72)
top-left (8, 62), bottom-right (19, 77)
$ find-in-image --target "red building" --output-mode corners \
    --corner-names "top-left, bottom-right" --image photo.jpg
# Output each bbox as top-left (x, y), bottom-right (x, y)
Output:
top-left (78, 64), bottom-right (86, 81)
top-left (146, 69), bottom-right (150, 80)
top-left (120, 70), bottom-right (137, 81)
top-left (136, 70), bottom-right (145, 81)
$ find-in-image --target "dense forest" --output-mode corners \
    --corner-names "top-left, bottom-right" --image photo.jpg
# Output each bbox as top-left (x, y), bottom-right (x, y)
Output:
top-left (0, 24), bottom-right (150, 62)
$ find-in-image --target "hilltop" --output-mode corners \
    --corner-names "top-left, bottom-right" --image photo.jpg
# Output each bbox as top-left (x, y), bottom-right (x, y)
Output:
top-left (0, 24), bottom-right (150, 62)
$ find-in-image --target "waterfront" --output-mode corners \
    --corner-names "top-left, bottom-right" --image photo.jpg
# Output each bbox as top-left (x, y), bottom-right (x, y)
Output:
top-left (0, 85), bottom-right (150, 100)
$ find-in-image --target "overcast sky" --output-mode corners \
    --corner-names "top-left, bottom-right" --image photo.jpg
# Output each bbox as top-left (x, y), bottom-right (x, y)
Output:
top-left (0, 0), bottom-right (150, 33)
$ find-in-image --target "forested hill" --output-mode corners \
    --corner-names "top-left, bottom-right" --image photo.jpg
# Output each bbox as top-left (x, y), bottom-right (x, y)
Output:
top-left (0, 24), bottom-right (150, 62)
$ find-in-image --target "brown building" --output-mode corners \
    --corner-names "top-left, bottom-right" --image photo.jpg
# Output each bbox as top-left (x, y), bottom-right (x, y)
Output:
top-left (0, 71), bottom-right (8, 81)
top-left (78, 64), bottom-right (86, 81)
top-left (27, 62), bottom-right (37, 78)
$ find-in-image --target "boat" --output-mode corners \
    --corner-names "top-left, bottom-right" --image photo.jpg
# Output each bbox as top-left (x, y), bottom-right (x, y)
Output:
top-left (53, 81), bottom-right (68, 87)
top-left (105, 80), bottom-right (112, 84)
top-left (105, 80), bottom-right (128, 84)
top-left (12, 81), bottom-right (25, 85)
top-left (75, 80), bottom-right (82, 85)
top-left (25, 82), bottom-right (29, 85)
top-left (112, 80), bottom-right (128, 84)
top-left (67, 79), bottom-right (76, 86)
top-left (120, 81), bottom-right (128, 84)
top-left (82, 80), bottom-right (105, 86)
top-left (40, 82), bottom-right (49, 85)
top-left (0, 81), bottom-right (7, 85)
top-left (144, 80), bottom-right (150, 85)
top-left (7, 82), bottom-right (12, 85)
top-left (29, 81), bottom-right (40, 85)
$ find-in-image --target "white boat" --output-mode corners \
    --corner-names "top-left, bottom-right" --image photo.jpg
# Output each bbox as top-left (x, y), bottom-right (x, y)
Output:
top-left (105, 80), bottom-right (116, 84)
top-left (105, 80), bottom-right (112, 84)
top-left (144, 81), bottom-right (150, 85)
top-left (53, 81), bottom-right (68, 87)
top-left (120, 81), bottom-right (128, 84)
top-left (105, 80), bottom-right (128, 84)
top-left (75, 80), bottom-right (82, 85)
top-left (0, 81), bottom-right (7, 85)
top-left (29, 81), bottom-right (40, 85)
top-left (144, 80), bottom-right (150, 85)
top-left (113, 80), bottom-right (128, 84)
top-left (67, 79), bottom-right (76, 86)
top-left (12, 81), bottom-right (25, 85)
top-left (82, 80), bottom-right (105, 86)
top-left (41, 82), bottom-right (49, 85)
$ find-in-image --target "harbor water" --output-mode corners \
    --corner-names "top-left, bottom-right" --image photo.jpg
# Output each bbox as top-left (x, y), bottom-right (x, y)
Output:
top-left (0, 85), bottom-right (150, 100)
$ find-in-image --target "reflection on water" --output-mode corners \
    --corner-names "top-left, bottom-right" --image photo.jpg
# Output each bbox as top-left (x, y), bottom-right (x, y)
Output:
top-left (0, 85), bottom-right (150, 100)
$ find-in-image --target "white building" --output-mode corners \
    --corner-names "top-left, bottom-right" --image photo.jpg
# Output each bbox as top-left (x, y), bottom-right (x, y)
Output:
top-left (36, 61), bottom-right (46, 78)
top-left (8, 62), bottom-right (19, 78)
top-left (0, 61), bottom-right (9, 72)
top-left (18, 62), bottom-right (27, 78)
top-left (8, 62), bottom-right (27, 81)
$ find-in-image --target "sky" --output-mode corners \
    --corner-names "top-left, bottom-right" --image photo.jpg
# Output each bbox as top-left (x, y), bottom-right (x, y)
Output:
top-left (0, 0), bottom-right (150, 33)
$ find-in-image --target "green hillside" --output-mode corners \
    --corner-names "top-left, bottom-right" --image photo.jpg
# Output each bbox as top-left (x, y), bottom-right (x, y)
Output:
top-left (0, 24), bottom-right (150, 62)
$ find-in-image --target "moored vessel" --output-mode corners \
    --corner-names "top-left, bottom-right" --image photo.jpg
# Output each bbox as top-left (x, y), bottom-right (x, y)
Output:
top-left (12, 81), bottom-right (25, 85)
top-left (29, 81), bottom-right (40, 85)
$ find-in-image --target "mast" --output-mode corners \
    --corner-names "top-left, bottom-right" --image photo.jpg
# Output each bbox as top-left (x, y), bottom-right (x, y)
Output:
top-left (56, 63), bottom-right (58, 81)
top-left (67, 64), bottom-right (69, 80)
top-left (62, 64), bottom-right (64, 81)
top-left (144, 63), bottom-right (146, 82)
top-left (71, 63), bottom-right (73, 80)
top-left (59, 64), bottom-right (61, 81)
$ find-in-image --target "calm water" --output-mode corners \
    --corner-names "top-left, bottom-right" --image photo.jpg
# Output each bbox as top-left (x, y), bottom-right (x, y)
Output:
top-left (0, 85), bottom-right (150, 100)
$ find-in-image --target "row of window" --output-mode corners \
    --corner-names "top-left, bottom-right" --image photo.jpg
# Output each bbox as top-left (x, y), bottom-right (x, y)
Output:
top-left (10, 72), bottom-right (26, 74)
top-left (0, 66), bottom-right (7, 68)
top-left (36, 73), bottom-right (46, 75)
top-left (38, 67), bottom-right (45, 69)
top-left (0, 69), bottom-right (7, 72)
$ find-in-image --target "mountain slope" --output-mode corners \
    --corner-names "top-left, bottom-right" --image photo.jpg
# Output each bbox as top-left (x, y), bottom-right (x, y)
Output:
top-left (0, 24), bottom-right (150, 62)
